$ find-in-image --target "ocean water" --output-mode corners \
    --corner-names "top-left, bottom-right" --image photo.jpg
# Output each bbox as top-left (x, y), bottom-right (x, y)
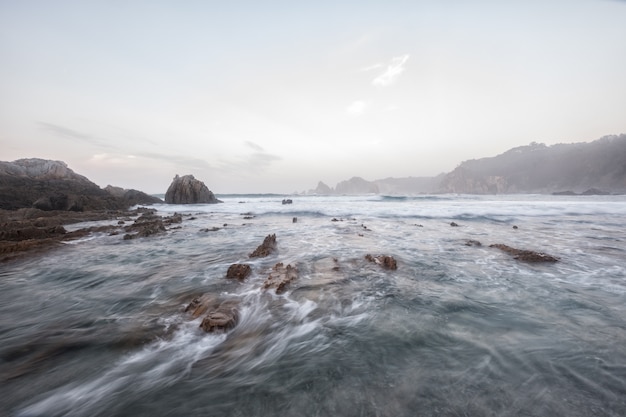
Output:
top-left (1, 194), bottom-right (626, 417)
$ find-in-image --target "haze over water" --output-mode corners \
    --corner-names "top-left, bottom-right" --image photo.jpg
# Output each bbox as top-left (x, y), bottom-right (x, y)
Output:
top-left (1, 194), bottom-right (625, 416)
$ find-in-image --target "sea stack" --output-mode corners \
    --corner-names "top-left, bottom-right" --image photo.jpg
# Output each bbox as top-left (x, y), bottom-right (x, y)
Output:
top-left (164, 174), bottom-right (222, 204)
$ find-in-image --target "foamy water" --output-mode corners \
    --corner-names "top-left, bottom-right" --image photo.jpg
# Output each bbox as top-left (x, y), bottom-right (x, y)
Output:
top-left (2, 194), bottom-right (625, 416)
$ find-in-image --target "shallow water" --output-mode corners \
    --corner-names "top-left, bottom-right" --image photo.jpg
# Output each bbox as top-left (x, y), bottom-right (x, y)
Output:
top-left (1, 194), bottom-right (625, 416)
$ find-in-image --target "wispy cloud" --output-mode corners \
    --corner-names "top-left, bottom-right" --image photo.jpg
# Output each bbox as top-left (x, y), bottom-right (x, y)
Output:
top-left (245, 140), bottom-right (265, 152)
top-left (346, 100), bottom-right (367, 116)
top-left (372, 54), bottom-right (410, 87)
top-left (359, 63), bottom-right (384, 72)
top-left (37, 122), bottom-right (114, 149)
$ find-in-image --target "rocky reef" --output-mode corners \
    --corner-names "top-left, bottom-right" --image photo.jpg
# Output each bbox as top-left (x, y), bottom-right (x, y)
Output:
top-left (164, 174), bottom-right (221, 204)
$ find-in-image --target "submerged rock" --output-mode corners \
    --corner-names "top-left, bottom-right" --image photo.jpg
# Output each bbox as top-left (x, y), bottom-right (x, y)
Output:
top-left (164, 174), bottom-right (221, 204)
top-left (489, 244), bottom-right (559, 263)
top-left (249, 234), bottom-right (277, 258)
top-left (365, 254), bottom-right (398, 270)
top-left (263, 262), bottom-right (298, 294)
top-left (185, 295), bottom-right (239, 333)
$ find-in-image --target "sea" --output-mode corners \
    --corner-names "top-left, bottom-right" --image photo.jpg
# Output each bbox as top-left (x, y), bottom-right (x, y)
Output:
top-left (1, 194), bottom-right (625, 417)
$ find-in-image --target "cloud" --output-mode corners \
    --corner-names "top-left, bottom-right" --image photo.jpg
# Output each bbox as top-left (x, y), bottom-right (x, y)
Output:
top-left (37, 122), bottom-right (114, 149)
top-left (346, 100), bottom-right (367, 116)
top-left (372, 54), bottom-right (410, 87)
top-left (245, 141), bottom-right (265, 152)
top-left (359, 63), bottom-right (384, 72)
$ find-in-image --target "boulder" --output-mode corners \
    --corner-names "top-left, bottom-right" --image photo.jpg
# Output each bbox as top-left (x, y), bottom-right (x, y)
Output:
top-left (184, 295), bottom-right (239, 333)
top-left (164, 175), bottom-right (221, 204)
top-left (226, 264), bottom-right (252, 280)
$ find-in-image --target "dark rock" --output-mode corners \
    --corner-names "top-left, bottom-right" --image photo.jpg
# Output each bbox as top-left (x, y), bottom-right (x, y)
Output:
top-left (512, 225), bottom-right (518, 229)
top-left (0, 159), bottom-right (134, 211)
top-left (104, 185), bottom-right (163, 206)
top-left (249, 234), bottom-right (277, 258)
top-left (282, 199), bottom-right (293, 204)
top-left (263, 262), bottom-right (298, 294)
top-left (450, 222), bottom-right (459, 227)
top-left (164, 174), bottom-right (221, 204)
top-left (365, 254), bottom-right (398, 270)
top-left (465, 240), bottom-right (482, 247)
top-left (489, 244), bottom-right (559, 263)
top-left (292, 217), bottom-right (297, 223)
top-left (226, 264), bottom-right (252, 280)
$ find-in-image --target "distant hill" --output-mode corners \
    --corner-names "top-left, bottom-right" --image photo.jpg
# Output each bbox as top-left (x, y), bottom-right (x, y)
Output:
top-left (439, 134), bottom-right (626, 194)
top-left (309, 134), bottom-right (626, 195)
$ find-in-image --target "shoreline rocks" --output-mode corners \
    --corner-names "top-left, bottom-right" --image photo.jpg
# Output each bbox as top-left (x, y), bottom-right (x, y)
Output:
top-left (249, 234), bottom-right (277, 258)
top-left (489, 243), bottom-right (559, 263)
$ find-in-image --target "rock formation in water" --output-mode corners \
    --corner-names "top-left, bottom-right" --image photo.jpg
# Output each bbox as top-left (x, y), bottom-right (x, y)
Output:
top-left (365, 254), bottom-right (398, 270)
top-left (263, 262), bottom-right (298, 294)
top-left (164, 174), bottom-right (221, 204)
top-left (226, 264), bottom-right (252, 281)
top-left (489, 244), bottom-right (559, 263)
top-left (249, 234), bottom-right (277, 258)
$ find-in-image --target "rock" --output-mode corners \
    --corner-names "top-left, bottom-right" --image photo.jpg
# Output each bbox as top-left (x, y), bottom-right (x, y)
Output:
top-left (184, 295), bottom-right (239, 333)
top-left (292, 217), bottom-right (297, 223)
top-left (365, 254), bottom-right (398, 270)
top-left (0, 159), bottom-right (132, 211)
top-left (226, 264), bottom-right (252, 280)
top-left (282, 199), bottom-right (293, 204)
top-left (104, 185), bottom-right (163, 206)
top-left (450, 222), bottom-right (459, 227)
top-left (122, 210), bottom-right (183, 239)
top-left (465, 240), bottom-right (482, 246)
top-left (263, 262), bottom-right (298, 294)
top-left (489, 244), bottom-right (559, 263)
top-left (164, 174), bottom-right (222, 204)
top-left (249, 234), bottom-right (277, 258)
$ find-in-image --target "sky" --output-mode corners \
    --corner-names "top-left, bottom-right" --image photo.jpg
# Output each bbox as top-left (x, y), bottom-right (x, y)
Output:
top-left (1, 0), bottom-right (625, 194)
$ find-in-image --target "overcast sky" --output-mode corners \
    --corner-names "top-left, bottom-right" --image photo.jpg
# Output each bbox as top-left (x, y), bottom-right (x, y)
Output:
top-left (1, 0), bottom-right (625, 193)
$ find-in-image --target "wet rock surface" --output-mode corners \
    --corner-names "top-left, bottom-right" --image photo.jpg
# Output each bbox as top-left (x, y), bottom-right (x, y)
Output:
top-left (365, 254), bottom-right (398, 270)
top-left (249, 234), bottom-right (277, 258)
top-left (490, 243), bottom-right (559, 263)
top-left (226, 264), bottom-right (252, 280)
top-left (263, 262), bottom-right (298, 294)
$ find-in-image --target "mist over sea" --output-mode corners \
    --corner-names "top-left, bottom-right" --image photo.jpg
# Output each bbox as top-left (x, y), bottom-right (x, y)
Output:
top-left (2, 194), bottom-right (625, 417)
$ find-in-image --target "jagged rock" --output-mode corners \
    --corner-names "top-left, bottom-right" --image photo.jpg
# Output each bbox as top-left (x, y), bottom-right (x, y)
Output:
top-left (249, 234), bottom-right (277, 258)
top-left (489, 244), bottom-right (559, 263)
top-left (164, 174), bottom-right (221, 204)
top-left (122, 210), bottom-right (181, 239)
top-left (263, 262), bottom-right (298, 294)
top-left (365, 254), bottom-right (398, 270)
top-left (226, 264), bottom-right (252, 280)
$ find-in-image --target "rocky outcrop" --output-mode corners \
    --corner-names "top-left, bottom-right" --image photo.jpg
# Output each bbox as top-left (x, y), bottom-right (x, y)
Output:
top-left (226, 264), bottom-right (252, 280)
top-left (164, 175), bottom-right (221, 204)
top-left (249, 234), bottom-right (277, 258)
top-left (490, 244), bottom-right (559, 263)
top-left (365, 254), bottom-right (398, 270)
top-left (104, 185), bottom-right (163, 206)
top-left (122, 210), bottom-right (182, 240)
top-left (184, 295), bottom-right (239, 333)
top-left (312, 181), bottom-right (333, 194)
top-left (0, 159), bottom-right (131, 211)
top-left (263, 262), bottom-right (298, 294)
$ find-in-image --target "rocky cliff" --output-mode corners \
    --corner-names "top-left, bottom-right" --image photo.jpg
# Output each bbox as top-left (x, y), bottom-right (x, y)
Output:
top-left (439, 134), bottom-right (626, 194)
top-left (164, 174), bottom-right (221, 204)
top-left (0, 159), bottom-right (161, 210)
